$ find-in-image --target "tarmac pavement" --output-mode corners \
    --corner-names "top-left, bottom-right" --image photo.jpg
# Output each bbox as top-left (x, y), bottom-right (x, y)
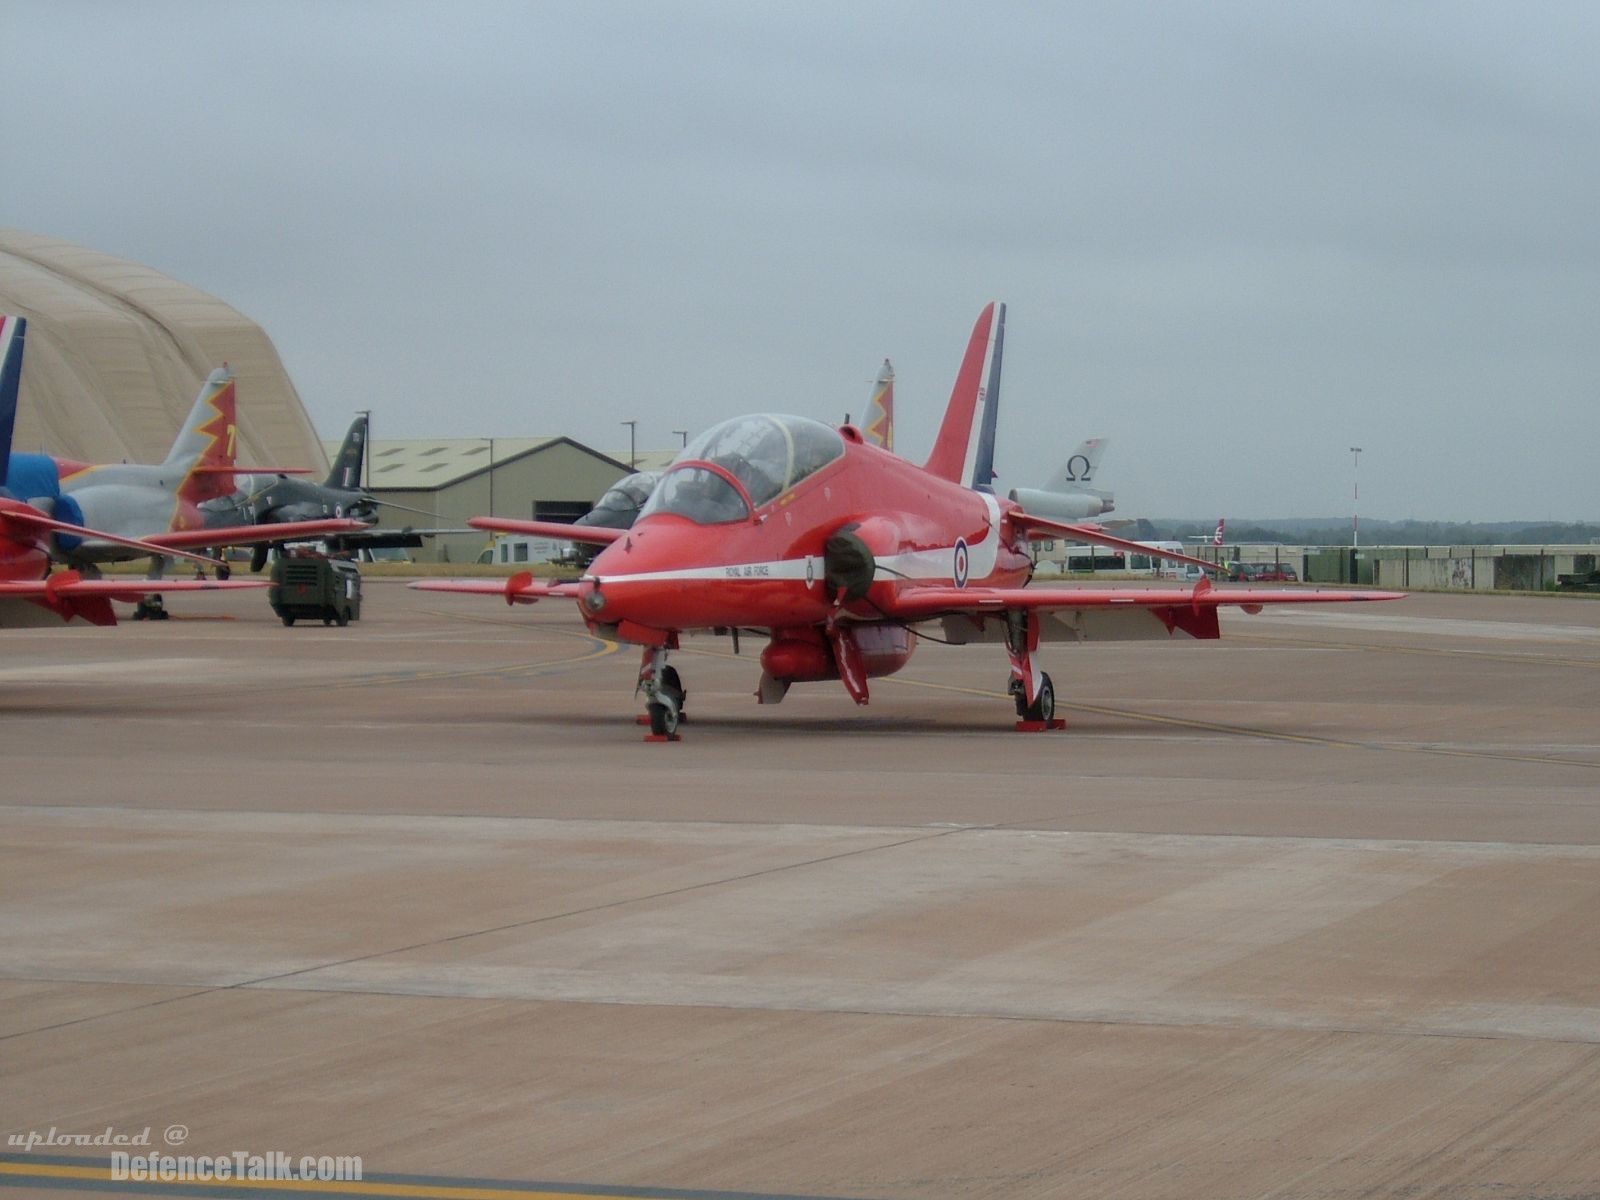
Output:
top-left (2, 582), bottom-right (1598, 1199)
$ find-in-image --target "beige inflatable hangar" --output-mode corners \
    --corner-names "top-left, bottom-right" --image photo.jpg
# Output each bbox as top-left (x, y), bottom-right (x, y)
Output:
top-left (0, 229), bottom-right (328, 475)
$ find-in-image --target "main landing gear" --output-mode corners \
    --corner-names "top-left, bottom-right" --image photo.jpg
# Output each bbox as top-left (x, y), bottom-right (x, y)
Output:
top-left (1008, 671), bottom-right (1056, 723)
top-left (1006, 609), bottom-right (1063, 731)
top-left (638, 646), bottom-right (687, 740)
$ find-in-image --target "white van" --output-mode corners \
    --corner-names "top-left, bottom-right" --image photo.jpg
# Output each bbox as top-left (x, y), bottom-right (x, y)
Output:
top-left (477, 534), bottom-right (568, 566)
top-left (1126, 541), bottom-right (1188, 579)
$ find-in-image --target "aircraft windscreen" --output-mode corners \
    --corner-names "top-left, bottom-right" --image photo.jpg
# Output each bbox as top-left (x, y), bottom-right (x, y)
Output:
top-left (591, 472), bottom-right (658, 516)
top-left (676, 414), bottom-right (844, 509)
top-left (643, 467), bottom-right (750, 525)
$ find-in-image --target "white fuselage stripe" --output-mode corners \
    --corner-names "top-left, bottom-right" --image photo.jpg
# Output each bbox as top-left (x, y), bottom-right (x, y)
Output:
top-left (592, 494), bottom-right (1004, 587)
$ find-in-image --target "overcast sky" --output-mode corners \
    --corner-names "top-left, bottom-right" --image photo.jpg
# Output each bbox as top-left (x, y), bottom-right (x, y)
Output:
top-left (4, 1), bottom-right (1597, 520)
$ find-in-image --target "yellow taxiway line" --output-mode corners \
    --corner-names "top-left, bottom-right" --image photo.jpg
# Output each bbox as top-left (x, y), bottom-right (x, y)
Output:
top-left (0, 1159), bottom-right (694, 1200)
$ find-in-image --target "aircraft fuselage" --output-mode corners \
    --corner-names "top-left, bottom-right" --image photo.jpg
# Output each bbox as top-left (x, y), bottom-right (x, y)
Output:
top-left (577, 429), bottom-right (1033, 639)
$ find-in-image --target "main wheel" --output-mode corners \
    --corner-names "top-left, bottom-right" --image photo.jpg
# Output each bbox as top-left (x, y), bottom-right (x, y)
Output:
top-left (647, 698), bottom-right (680, 737)
top-left (282, 614), bottom-right (296, 627)
top-left (335, 608), bottom-right (350, 627)
top-left (1008, 677), bottom-right (1027, 718)
top-left (216, 563), bottom-right (231, 581)
top-left (660, 665), bottom-right (686, 716)
top-left (1024, 672), bottom-right (1056, 722)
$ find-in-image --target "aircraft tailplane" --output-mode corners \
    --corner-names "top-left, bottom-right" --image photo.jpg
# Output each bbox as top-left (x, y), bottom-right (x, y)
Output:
top-left (325, 412), bottom-right (369, 490)
top-left (0, 314), bottom-right (24, 491)
top-left (925, 302), bottom-right (1004, 486)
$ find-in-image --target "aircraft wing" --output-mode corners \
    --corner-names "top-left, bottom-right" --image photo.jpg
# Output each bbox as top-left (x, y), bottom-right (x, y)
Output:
top-left (410, 571), bottom-right (580, 606)
top-left (0, 577), bottom-right (266, 600)
top-left (189, 465), bottom-right (312, 476)
top-left (879, 577), bottom-right (1403, 641)
top-left (2, 507), bottom-right (232, 569)
top-left (1010, 511), bottom-right (1216, 571)
top-left (468, 517), bottom-right (625, 546)
top-left (0, 572), bottom-right (265, 626)
top-left (142, 518), bottom-right (370, 551)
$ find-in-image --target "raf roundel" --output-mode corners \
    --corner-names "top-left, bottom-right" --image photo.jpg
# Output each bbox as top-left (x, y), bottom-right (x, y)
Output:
top-left (953, 538), bottom-right (970, 588)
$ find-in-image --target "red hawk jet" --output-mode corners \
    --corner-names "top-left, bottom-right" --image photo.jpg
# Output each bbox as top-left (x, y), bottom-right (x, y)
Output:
top-left (417, 304), bottom-right (1402, 735)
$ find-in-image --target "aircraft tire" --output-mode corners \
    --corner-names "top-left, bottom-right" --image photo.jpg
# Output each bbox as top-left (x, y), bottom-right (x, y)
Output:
top-left (648, 699), bottom-right (679, 737)
top-left (1024, 673), bottom-right (1056, 723)
top-left (282, 615), bottom-right (296, 627)
top-left (336, 608), bottom-right (350, 627)
top-left (661, 666), bottom-right (686, 716)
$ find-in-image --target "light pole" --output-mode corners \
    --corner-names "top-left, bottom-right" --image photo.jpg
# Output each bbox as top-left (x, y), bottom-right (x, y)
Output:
top-left (487, 436), bottom-right (495, 517)
top-left (673, 429), bottom-right (688, 448)
top-left (621, 420), bottom-right (638, 469)
top-left (1349, 446), bottom-right (1363, 547)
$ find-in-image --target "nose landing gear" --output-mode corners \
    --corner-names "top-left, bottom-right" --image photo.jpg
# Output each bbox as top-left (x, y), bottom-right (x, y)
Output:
top-left (639, 646), bottom-right (687, 741)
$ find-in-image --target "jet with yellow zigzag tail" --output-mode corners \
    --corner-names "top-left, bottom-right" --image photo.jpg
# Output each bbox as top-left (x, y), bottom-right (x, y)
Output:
top-left (861, 358), bottom-right (894, 451)
top-left (9, 365), bottom-right (363, 575)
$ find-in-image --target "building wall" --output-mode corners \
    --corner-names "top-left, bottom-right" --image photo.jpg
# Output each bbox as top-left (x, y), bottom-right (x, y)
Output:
top-left (1371, 545), bottom-right (1598, 591)
top-left (370, 442), bottom-right (630, 563)
top-left (1191, 542), bottom-right (1600, 589)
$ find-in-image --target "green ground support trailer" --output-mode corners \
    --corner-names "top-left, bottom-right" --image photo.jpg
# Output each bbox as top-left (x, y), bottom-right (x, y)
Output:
top-left (269, 557), bottom-right (362, 627)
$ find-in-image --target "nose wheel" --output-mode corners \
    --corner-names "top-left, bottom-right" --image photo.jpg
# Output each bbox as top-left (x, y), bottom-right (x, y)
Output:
top-left (639, 649), bottom-right (687, 741)
top-left (646, 697), bottom-right (678, 737)
top-left (647, 665), bottom-right (687, 736)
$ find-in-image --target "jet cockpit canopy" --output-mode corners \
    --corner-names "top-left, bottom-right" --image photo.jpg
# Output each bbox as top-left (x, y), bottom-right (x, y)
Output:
top-left (643, 414), bottom-right (844, 525)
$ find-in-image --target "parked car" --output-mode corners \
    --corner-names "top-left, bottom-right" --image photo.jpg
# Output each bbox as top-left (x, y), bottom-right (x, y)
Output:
top-left (1236, 562), bottom-right (1298, 582)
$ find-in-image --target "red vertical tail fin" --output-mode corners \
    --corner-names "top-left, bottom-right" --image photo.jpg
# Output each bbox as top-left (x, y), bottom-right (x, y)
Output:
top-left (923, 302), bottom-right (1002, 484)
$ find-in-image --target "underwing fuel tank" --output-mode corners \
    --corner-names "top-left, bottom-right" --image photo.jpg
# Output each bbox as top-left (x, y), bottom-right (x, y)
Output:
top-left (1008, 486), bottom-right (1113, 521)
top-left (760, 624), bottom-right (916, 683)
